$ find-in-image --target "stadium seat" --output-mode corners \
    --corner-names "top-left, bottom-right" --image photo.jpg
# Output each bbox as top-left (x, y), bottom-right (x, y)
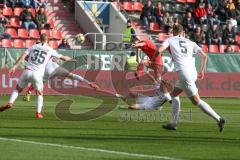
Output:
top-left (232, 45), bottom-right (240, 52)
top-left (49, 40), bottom-right (58, 49)
top-left (25, 40), bottom-right (36, 48)
top-left (18, 28), bottom-right (29, 39)
top-left (29, 29), bottom-right (40, 39)
top-left (14, 7), bottom-right (24, 17)
top-left (176, 0), bottom-right (187, 3)
top-left (187, 0), bottom-right (196, 3)
top-left (149, 22), bottom-right (160, 32)
top-left (13, 39), bottom-right (25, 48)
top-left (202, 44), bottom-right (208, 52)
top-left (8, 17), bottom-right (20, 28)
top-left (133, 2), bottom-right (142, 12)
top-left (122, 2), bottom-right (133, 12)
top-left (219, 45), bottom-right (227, 53)
top-left (3, 7), bottom-right (13, 16)
top-left (235, 35), bottom-right (240, 43)
top-left (209, 45), bottom-right (219, 53)
top-left (29, 8), bottom-right (36, 17)
top-left (5, 28), bottom-right (18, 38)
top-left (52, 29), bottom-right (62, 40)
top-left (48, 19), bottom-right (55, 29)
top-left (40, 29), bottom-right (51, 38)
top-left (158, 33), bottom-right (169, 42)
top-left (1, 39), bottom-right (12, 48)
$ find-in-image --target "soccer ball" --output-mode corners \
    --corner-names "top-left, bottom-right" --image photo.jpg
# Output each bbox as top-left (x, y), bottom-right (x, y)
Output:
top-left (75, 33), bottom-right (85, 44)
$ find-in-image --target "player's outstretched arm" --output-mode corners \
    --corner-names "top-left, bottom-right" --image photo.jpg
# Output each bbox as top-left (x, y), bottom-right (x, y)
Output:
top-left (59, 55), bottom-right (76, 62)
top-left (9, 53), bottom-right (27, 75)
top-left (198, 49), bottom-right (207, 80)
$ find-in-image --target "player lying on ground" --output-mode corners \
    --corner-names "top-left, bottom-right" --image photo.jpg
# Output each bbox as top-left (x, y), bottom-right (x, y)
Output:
top-left (0, 34), bottom-right (75, 118)
top-left (154, 24), bottom-right (225, 132)
top-left (23, 57), bottom-right (99, 101)
top-left (122, 72), bottom-right (173, 110)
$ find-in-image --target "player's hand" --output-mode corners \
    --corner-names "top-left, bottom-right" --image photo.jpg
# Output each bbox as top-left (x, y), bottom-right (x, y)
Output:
top-left (8, 66), bottom-right (16, 76)
top-left (198, 71), bottom-right (204, 80)
top-left (88, 82), bottom-right (100, 91)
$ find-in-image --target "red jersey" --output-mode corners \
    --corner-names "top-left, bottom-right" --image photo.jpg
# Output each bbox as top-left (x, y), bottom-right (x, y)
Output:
top-left (139, 40), bottom-right (157, 60)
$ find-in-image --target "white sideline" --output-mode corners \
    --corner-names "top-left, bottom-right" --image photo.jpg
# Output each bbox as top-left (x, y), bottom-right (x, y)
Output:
top-left (0, 137), bottom-right (182, 160)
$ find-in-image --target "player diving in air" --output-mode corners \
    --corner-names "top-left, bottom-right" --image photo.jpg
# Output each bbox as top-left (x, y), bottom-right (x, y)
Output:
top-left (23, 55), bottom-right (99, 102)
top-left (154, 25), bottom-right (225, 132)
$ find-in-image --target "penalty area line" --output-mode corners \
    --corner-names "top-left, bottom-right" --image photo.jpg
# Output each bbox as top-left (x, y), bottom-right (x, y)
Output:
top-left (0, 137), bottom-right (182, 160)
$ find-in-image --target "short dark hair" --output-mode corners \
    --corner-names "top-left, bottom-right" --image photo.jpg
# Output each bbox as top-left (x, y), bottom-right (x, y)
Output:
top-left (40, 33), bottom-right (48, 43)
top-left (173, 24), bottom-right (183, 36)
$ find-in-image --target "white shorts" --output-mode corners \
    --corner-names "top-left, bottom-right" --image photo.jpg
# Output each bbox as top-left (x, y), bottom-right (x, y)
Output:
top-left (43, 62), bottom-right (69, 82)
top-left (175, 69), bottom-right (198, 97)
top-left (137, 94), bottom-right (165, 110)
top-left (18, 69), bottom-right (44, 91)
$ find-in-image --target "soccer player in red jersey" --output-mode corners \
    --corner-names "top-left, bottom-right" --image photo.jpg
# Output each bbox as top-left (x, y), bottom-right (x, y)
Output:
top-left (131, 38), bottom-right (163, 82)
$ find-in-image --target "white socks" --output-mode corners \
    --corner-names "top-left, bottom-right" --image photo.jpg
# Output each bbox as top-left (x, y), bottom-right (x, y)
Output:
top-left (164, 93), bottom-right (171, 102)
top-left (172, 96), bottom-right (180, 126)
top-left (9, 90), bottom-right (19, 104)
top-left (198, 100), bottom-right (220, 122)
top-left (72, 74), bottom-right (89, 83)
top-left (37, 95), bottom-right (43, 113)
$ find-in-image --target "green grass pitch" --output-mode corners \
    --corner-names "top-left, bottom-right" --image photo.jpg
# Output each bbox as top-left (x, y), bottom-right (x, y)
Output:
top-left (0, 95), bottom-right (239, 160)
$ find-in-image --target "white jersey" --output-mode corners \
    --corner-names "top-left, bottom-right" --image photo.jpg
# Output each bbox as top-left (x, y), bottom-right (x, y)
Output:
top-left (162, 36), bottom-right (201, 72)
top-left (25, 43), bottom-right (62, 75)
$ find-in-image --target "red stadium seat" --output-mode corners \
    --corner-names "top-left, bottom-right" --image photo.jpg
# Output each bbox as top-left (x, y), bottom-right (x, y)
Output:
top-left (29, 29), bottom-right (40, 39)
top-left (14, 7), bottom-right (24, 17)
top-left (219, 45), bottom-right (227, 53)
top-left (48, 19), bottom-right (55, 29)
top-left (49, 40), bottom-right (58, 49)
top-left (158, 33), bottom-right (168, 42)
top-left (112, 2), bottom-right (121, 10)
top-left (149, 22), bottom-right (160, 32)
top-left (176, 0), bottom-right (187, 3)
top-left (5, 28), bottom-right (18, 38)
top-left (202, 44), bottom-right (208, 52)
top-left (13, 39), bottom-right (25, 48)
top-left (209, 45), bottom-right (219, 53)
top-left (235, 35), bottom-right (240, 43)
top-left (232, 45), bottom-right (240, 52)
top-left (18, 28), bottom-right (29, 39)
top-left (133, 2), bottom-right (142, 12)
top-left (52, 29), bottom-right (62, 40)
top-left (3, 7), bottom-right (13, 16)
top-left (8, 17), bottom-right (20, 28)
top-left (25, 40), bottom-right (36, 48)
top-left (1, 39), bottom-right (12, 48)
top-left (187, 0), bottom-right (196, 3)
top-left (40, 29), bottom-right (51, 38)
top-left (122, 2), bottom-right (133, 11)
top-left (29, 8), bottom-right (36, 17)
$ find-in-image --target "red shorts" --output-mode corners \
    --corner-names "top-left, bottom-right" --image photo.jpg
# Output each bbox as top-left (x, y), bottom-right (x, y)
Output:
top-left (149, 55), bottom-right (163, 66)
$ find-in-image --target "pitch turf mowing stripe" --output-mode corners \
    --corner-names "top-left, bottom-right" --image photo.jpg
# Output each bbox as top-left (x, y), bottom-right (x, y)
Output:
top-left (0, 137), bottom-right (182, 160)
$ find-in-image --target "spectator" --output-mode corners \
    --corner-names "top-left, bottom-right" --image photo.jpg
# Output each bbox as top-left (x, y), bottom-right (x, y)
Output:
top-left (206, 3), bottom-right (214, 17)
top-left (236, 0), bottom-right (240, 24)
top-left (122, 20), bottom-right (136, 49)
top-left (19, 6), bottom-right (37, 31)
top-left (58, 39), bottom-right (71, 49)
top-left (183, 11), bottom-right (195, 33)
top-left (224, 44), bottom-right (235, 53)
top-left (32, 0), bottom-right (48, 9)
top-left (0, 16), bottom-right (11, 39)
top-left (207, 0), bottom-right (219, 12)
top-left (206, 24), bottom-right (222, 45)
top-left (194, 0), bottom-right (207, 23)
top-left (36, 5), bottom-right (50, 30)
top-left (190, 25), bottom-right (206, 47)
top-left (225, 0), bottom-right (236, 19)
top-left (154, 2), bottom-right (164, 27)
top-left (223, 22), bottom-right (236, 44)
top-left (140, 0), bottom-right (156, 32)
top-left (206, 13), bottom-right (221, 25)
top-left (16, 0), bottom-right (32, 8)
top-left (163, 12), bottom-right (174, 34)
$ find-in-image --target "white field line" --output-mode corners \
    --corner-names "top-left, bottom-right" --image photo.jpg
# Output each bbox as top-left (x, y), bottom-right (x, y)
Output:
top-left (0, 137), bottom-right (183, 160)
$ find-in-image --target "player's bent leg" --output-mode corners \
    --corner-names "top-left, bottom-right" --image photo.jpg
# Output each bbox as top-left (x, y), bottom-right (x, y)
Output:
top-left (189, 93), bottom-right (225, 132)
top-left (136, 59), bottom-right (149, 79)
